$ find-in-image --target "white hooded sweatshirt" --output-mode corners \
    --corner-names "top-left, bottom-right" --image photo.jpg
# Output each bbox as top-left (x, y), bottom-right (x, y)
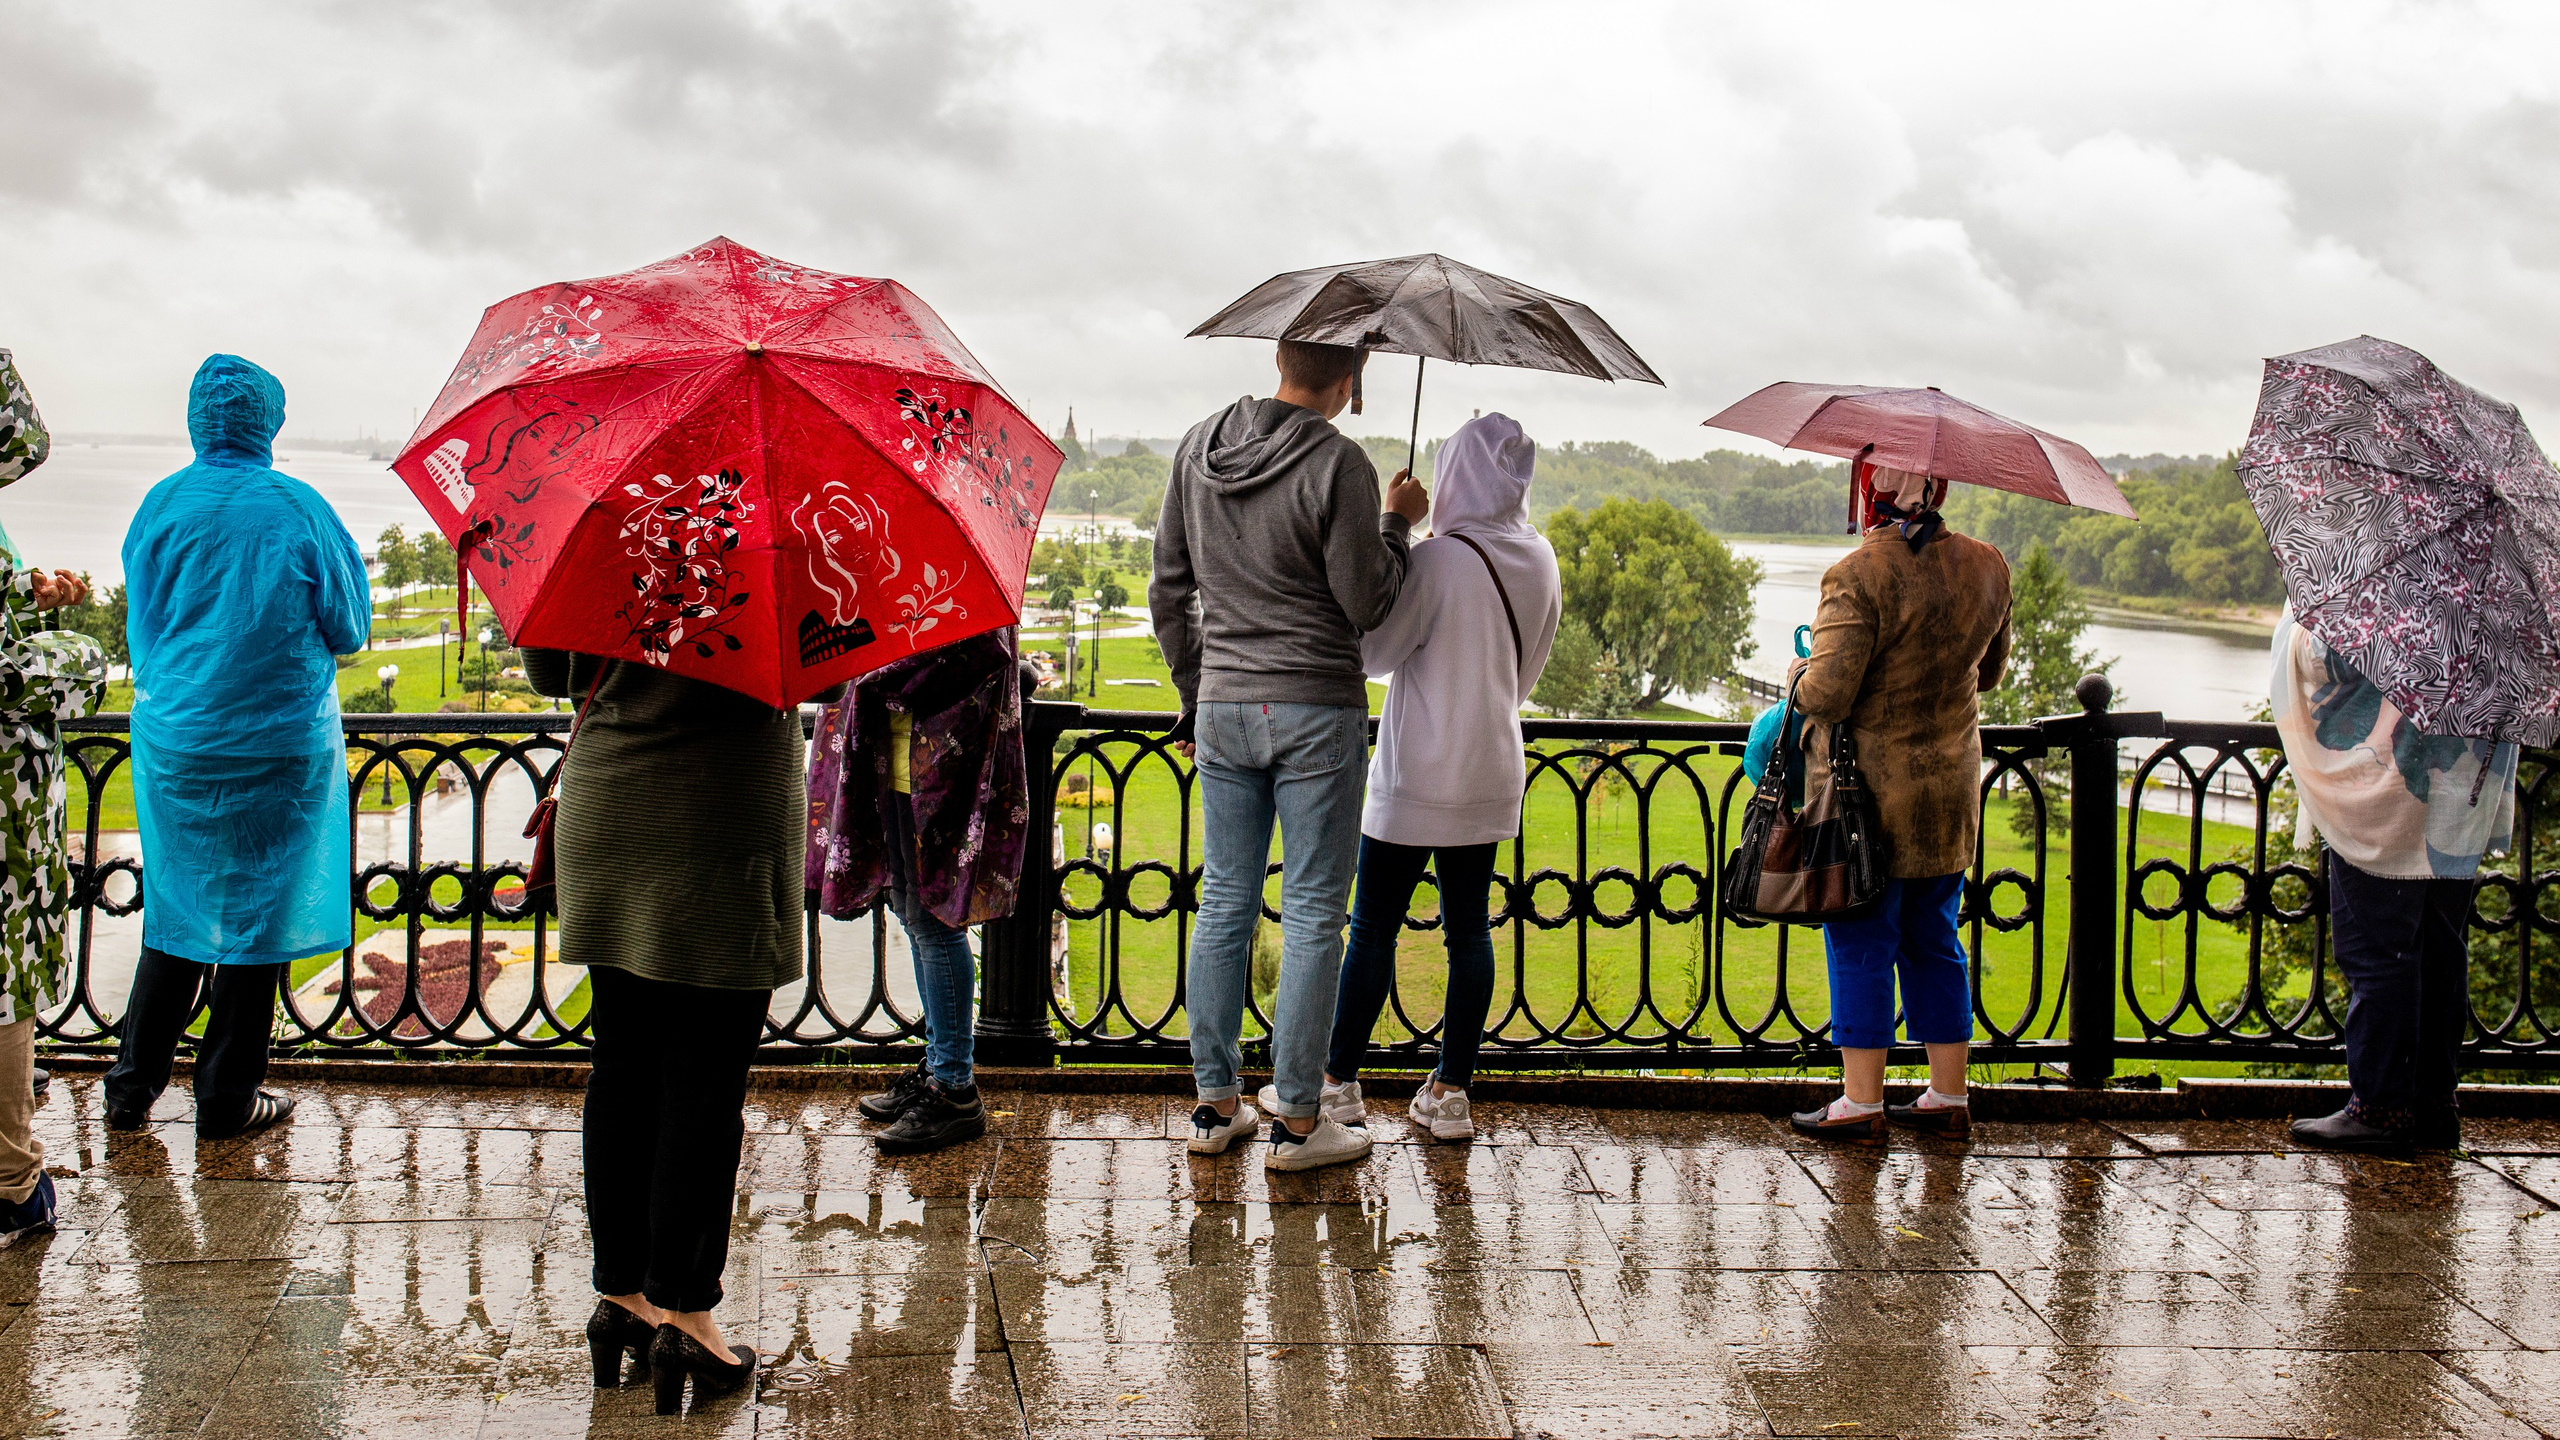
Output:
top-left (1359, 413), bottom-right (1564, 847)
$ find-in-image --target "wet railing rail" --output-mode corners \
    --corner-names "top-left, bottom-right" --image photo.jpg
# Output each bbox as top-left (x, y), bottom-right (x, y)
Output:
top-left (44, 680), bottom-right (2557, 1081)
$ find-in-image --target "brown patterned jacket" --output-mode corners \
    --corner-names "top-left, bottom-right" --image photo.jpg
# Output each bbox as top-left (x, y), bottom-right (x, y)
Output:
top-left (1791, 527), bottom-right (2012, 879)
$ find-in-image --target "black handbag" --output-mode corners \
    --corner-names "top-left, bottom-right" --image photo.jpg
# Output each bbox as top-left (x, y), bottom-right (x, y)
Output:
top-left (1721, 682), bottom-right (1889, 923)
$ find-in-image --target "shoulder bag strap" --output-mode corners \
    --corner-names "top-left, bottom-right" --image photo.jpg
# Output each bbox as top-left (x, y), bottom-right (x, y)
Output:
top-left (1448, 533), bottom-right (1524, 674)
top-left (550, 658), bottom-right (611, 793)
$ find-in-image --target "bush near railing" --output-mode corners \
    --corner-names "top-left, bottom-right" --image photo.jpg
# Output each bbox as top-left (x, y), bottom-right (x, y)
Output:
top-left (46, 677), bottom-right (2557, 1080)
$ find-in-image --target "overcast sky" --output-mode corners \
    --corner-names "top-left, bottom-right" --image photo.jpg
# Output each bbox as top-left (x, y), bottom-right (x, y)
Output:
top-left (6, 0), bottom-right (2558, 462)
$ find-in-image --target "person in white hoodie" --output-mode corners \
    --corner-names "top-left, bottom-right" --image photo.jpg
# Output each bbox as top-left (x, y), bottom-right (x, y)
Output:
top-left (1309, 412), bottom-right (1561, 1140)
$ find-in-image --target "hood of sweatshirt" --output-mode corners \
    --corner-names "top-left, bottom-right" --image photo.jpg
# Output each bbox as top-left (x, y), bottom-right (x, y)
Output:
top-left (187, 354), bottom-right (286, 468)
top-left (1430, 411), bottom-right (1537, 538)
top-left (1186, 395), bottom-right (1345, 496)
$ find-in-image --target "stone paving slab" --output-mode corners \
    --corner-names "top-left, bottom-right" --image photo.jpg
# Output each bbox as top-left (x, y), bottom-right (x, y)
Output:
top-left (7, 1074), bottom-right (2560, 1437)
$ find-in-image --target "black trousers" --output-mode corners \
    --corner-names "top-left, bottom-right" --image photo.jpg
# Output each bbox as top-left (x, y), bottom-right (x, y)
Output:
top-left (2329, 852), bottom-right (2477, 1131)
top-left (102, 947), bottom-right (287, 1136)
top-left (583, 965), bottom-right (770, 1313)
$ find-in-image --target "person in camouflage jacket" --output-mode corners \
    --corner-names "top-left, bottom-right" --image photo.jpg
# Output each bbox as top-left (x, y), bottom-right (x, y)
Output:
top-left (0, 348), bottom-right (106, 1237)
top-left (0, 349), bottom-right (48, 486)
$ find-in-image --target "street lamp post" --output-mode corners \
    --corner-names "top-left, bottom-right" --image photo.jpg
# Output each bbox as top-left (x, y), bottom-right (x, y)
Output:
top-left (375, 664), bottom-right (400, 803)
top-left (437, 619), bottom-right (449, 697)
top-left (476, 627), bottom-right (493, 712)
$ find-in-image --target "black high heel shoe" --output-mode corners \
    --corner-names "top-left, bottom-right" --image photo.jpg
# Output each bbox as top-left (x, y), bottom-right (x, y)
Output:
top-left (650, 1322), bottom-right (757, 1415)
top-left (585, 1299), bottom-right (656, 1387)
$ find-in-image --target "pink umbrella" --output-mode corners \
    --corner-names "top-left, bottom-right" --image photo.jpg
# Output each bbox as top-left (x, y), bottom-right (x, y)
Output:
top-left (1703, 383), bottom-right (2138, 520)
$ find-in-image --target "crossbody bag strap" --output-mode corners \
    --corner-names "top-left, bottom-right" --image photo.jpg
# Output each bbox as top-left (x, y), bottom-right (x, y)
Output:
top-left (550, 657), bottom-right (611, 793)
top-left (1448, 533), bottom-right (1524, 674)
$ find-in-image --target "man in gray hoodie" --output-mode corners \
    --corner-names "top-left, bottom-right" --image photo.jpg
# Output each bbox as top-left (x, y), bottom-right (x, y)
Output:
top-left (1151, 340), bottom-right (1428, 1171)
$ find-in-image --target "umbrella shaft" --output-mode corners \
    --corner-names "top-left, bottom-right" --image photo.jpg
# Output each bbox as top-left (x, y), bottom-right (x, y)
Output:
top-left (1407, 355), bottom-right (1425, 476)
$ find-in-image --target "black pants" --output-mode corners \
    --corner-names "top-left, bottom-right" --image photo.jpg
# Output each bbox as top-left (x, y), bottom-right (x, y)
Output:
top-left (1327, 839), bottom-right (1500, 1088)
top-left (102, 947), bottom-right (286, 1136)
top-left (2329, 852), bottom-right (2477, 1132)
top-left (583, 965), bottom-right (770, 1313)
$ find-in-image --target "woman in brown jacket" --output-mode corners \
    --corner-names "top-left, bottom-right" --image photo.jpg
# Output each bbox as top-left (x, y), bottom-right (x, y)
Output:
top-left (1785, 464), bottom-right (2010, 1145)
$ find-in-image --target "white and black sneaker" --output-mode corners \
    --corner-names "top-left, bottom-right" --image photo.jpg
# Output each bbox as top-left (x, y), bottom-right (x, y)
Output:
top-left (1183, 1101), bottom-right (1261, 1155)
top-left (1256, 1080), bottom-right (1366, 1128)
top-left (1265, 1115), bottom-right (1374, 1172)
top-left (1408, 1085), bottom-right (1476, 1142)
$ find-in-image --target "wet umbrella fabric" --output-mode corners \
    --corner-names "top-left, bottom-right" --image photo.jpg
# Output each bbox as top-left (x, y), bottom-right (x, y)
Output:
top-left (393, 237), bottom-right (1062, 709)
top-left (1188, 253), bottom-right (1661, 466)
top-left (2237, 335), bottom-right (2560, 746)
top-left (1702, 383), bottom-right (2138, 519)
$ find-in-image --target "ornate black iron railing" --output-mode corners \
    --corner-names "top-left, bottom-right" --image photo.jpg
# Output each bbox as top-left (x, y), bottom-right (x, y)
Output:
top-left (43, 680), bottom-right (2557, 1077)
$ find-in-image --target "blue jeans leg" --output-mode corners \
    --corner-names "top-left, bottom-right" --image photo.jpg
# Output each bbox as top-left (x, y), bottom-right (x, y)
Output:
top-left (894, 887), bottom-right (977, 1089)
top-left (1264, 704), bottom-right (1366, 1119)
top-left (1188, 702), bottom-right (1278, 1104)
top-left (1189, 701), bottom-right (1365, 1119)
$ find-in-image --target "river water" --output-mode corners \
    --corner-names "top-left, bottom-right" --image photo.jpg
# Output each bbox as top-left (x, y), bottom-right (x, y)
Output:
top-left (11, 447), bottom-right (2272, 722)
top-left (1730, 540), bottom-right (2271, 722)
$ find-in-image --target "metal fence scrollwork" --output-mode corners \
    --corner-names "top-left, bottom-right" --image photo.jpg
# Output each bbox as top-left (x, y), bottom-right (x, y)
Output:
top-left (44, 681), bottom-right (2557, 1080)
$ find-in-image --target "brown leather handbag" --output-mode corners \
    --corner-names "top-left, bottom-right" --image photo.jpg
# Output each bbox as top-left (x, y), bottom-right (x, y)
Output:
top-left (522, 661), bottom-right (608, 907)
top-left (1721, 682), bottom-right (1889, 923)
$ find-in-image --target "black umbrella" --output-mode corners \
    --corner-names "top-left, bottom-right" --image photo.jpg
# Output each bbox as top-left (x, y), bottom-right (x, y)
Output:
top-left (1189, 253), bottom-right (1662, 472)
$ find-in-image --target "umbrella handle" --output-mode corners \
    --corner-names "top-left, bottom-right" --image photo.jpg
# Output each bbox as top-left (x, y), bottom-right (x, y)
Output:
top-left (1407, 354), bottom-right (1425, 478)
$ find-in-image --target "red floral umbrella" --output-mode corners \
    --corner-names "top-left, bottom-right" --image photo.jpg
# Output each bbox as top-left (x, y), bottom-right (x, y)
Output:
top-left (393, 237), bottom-right (1060, 707)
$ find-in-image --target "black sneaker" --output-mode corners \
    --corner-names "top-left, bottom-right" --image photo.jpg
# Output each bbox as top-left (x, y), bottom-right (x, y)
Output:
top-left (198, 1090), bottom-right (295, 1141)
top-left (105, 1101), bottom-right (150, 1131)
top-left (875, 1081), bottom-right (986, 1154)
top-left (857, 1063), bottom-right (932, 1123)
top-left (2290, 1106), bottom-right (2413, 1154)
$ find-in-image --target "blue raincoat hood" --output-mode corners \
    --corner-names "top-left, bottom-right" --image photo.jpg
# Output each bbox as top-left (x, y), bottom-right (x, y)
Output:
top-left (187, 354), bottom-right (285, 466)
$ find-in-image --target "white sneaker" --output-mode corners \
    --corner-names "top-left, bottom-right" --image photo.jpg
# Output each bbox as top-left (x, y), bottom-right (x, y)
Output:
top-left (1264, 1114), bottom-right (1374, 1172)
top-left (1182, 1100), bottom-right (1261, 1155)
top-left (1408, 1086), bottom-right (1476, 1142)
top-left (1256, 1080), bottom-right (1366, 1128)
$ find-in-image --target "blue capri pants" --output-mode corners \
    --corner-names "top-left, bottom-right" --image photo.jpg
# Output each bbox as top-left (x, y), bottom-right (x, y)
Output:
top-left (1822, 873), bottom-right (1973, 1050)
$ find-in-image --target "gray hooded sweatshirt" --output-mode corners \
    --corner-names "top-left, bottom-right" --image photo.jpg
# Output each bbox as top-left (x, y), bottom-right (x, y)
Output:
top-left (1150, 396), bottom-right (1412, 709)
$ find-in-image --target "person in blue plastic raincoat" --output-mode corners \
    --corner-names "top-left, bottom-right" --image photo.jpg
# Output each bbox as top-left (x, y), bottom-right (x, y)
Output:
top-left (102, 355), bottom-right (370, 1140)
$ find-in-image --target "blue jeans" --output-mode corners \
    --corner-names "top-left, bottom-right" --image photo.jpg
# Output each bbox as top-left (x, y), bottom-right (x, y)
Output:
top-left (1328, 838), bottom-right (1498, 1088)
top-left (893, 886), bottom-right (977, 1089)
top-left (1821, 873), bottom-right (1973, 1050)
top-left (1187, 701), bottom-right (1367, 1119)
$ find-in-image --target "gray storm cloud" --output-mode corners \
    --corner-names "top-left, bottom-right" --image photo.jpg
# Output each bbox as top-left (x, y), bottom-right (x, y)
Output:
top-left (2, 0), bottom-right (2555, 461)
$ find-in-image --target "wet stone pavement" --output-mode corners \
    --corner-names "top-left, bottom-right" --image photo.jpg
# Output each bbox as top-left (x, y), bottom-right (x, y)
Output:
top-left (6, 1079), bottom-right (2560, 1439)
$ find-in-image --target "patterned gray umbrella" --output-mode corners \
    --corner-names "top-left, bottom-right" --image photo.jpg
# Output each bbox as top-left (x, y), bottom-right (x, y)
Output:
top-left (1189, 253), bottom-right (1660, 470)
top-left (2238, 335), bottom-right (2560, 745)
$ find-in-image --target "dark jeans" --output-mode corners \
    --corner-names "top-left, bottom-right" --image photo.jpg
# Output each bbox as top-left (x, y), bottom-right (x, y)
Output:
top-left (583, 965), bottom-right (770, 1313)
top-left (2329, 853), bottom-right (2477, 1132)
top-left (102, 947), bottom-right (286, 1136)
top-left (1327, 838), bottom-right (1498, 1088)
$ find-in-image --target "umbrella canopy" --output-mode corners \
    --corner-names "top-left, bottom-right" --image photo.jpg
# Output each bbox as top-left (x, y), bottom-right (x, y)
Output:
top-left (1702, 383), bottom-right (2138, 519)
top-left (1189, 252), bottom-right (1662, 384)
top-left (393, 237), bottom-right (1060, 708)
top-left (2237, 335), bottom-right (2560, 746)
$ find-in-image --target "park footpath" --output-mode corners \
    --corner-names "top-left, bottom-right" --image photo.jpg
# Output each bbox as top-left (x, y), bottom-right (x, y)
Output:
top-left (4, 1067), bottom-right (2560, 1438)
